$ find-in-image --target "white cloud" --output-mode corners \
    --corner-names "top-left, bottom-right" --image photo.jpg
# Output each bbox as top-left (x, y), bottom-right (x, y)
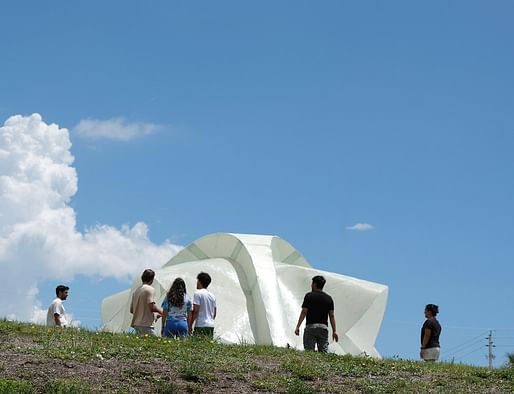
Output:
top-left (74, 117), bottom-right (160, 141)
top-left (0, 114), bottom-right (182, 323)
top-left (346, 223), bottom-right (374, 231)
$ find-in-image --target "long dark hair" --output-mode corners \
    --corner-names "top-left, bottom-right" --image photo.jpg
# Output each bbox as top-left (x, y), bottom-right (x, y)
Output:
top-left (167, 278), bottom-right (186, 307)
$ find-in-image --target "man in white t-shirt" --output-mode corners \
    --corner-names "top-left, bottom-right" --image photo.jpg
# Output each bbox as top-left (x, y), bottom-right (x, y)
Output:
top-left (130, 269), bottom-right (163, 336)
top-left (47, 285), bottom-right (69, 327)
top-left (192, 272), bottom-right (216, 337)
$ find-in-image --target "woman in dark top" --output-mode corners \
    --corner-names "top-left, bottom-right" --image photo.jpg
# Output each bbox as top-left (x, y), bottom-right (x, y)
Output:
top-left (420, 304), bottom-right (441, 361)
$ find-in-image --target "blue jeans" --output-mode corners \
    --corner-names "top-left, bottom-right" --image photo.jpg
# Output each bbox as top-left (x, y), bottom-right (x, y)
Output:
top-left (163, 319), bottom-right (188, 338)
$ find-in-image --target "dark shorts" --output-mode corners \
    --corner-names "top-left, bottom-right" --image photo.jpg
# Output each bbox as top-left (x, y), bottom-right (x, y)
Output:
top-left (303, 324), bottom-right (329, 352)
top-left (194, 327), bottom-right (214, 338)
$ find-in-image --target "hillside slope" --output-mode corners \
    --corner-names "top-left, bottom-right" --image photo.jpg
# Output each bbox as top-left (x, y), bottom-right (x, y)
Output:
top-left (0, 321), bottom-right (512, 393)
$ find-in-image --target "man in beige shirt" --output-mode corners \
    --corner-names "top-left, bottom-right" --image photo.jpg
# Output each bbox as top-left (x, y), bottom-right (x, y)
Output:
top-left (130, 269), bottom-right (163, 336)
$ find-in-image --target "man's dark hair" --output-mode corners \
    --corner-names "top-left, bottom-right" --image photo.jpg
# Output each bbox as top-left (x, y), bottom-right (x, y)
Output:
top-left (425, 304), bottom-right (439, 316)
top-left (141, 269), bottom-right (155, 283)
top-left (55, 285), bottom-right (69, 296)
top-left (197, 272), bottom-right (212, 288)
top-left (312, 275), bottom-right (326, 290)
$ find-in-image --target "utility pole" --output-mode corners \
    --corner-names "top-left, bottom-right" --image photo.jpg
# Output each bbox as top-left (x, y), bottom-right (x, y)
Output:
top-left (487, 330), bottom-right (495, 369)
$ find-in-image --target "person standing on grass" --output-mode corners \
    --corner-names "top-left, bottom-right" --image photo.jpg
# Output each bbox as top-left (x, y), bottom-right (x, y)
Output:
top-left (192, 272), bottom-right (216, 337)
top-left (161, 277), bottom-right (193, 338)
top-left (47, 285), bottom-right (70, 328)
top-left (130, 269), bottom-right (163, 336)
top-left (420, 303), bottom-right (441, 361)
top-left (294, 275), bottom-right (339, 352)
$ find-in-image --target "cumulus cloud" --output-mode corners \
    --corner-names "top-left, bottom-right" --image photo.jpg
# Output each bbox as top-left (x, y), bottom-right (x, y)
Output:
top-left (346, 223), bottom-right (374, 231)
top-left (74, 117), bottom-right (160, 141)
top-left (0, 114), bottom-right (181, 323)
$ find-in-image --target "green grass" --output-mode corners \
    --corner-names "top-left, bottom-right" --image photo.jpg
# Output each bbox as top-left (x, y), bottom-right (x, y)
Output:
top-left (0, 320), bottom-right (513, 393)
top-left (41, 381), bottom-right (87, 394)
top-left (0, 379), bottom-right (34, 394)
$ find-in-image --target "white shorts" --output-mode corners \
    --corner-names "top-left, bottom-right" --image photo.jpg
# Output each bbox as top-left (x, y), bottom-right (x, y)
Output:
top-left (421, 347), bottom-right (440, 361)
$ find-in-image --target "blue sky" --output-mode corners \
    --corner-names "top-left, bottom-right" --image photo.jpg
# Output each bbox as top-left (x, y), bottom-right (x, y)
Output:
top-left (1, 1), bottom-right (513, 367)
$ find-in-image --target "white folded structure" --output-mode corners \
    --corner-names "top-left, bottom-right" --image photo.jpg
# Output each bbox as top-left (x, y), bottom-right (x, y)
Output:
top-left (101, 233), bottom-right (388, 357)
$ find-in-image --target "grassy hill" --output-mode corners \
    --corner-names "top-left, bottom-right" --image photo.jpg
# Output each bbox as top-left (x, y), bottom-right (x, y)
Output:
top-left (0, 320), bottom-right (512, 393)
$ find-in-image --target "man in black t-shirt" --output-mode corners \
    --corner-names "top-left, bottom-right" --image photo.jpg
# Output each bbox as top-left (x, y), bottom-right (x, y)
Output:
top-left (294, 275), bottom-right (339, 352)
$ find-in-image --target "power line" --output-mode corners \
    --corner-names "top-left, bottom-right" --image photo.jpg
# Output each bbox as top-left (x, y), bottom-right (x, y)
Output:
top-left (445, 330), bottom-right (513, 367)
top-left (445, 331), bottom-right (488, 354)
top-left (455, 346), bottom-right (484, 361)
top-left (448, 338), bottom-right (486, 357)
